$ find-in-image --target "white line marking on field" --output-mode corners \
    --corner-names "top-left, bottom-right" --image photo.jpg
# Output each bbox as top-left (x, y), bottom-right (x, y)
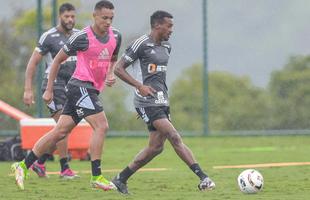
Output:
top-left (8, 167), bottom-right (169, 176)
top-left (213, 162), bottom-right (310, 169)
top-left (47, 168), bottom-right (169, 175)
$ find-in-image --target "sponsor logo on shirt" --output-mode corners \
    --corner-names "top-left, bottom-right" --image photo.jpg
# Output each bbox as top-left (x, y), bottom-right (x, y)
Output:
top-left (147, 63), bottom-right (167, 73)
top-left (51, 33), bottom-right (60, 37)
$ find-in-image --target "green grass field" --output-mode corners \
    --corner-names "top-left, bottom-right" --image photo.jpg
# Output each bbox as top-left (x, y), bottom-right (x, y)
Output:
top-left (1, 135), bottom-right (310, 200)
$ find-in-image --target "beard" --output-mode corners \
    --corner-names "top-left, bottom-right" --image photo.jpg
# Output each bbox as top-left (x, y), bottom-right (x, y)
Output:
top-left (61, 20), bottom-right (75, 32)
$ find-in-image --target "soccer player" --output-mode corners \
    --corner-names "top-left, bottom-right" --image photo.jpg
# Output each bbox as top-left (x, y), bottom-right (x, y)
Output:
top-left (23, 3), bottom-right (79, 179)
top-left (111, 10), bottom-right (215, 194)
top-left (12, 0), bottom-right (121, 191)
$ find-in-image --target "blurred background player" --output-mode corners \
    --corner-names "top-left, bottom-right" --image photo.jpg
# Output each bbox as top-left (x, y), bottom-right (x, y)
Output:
top-left (13, 0), bottom-right (121, 191)
top-left (111, 10), bottom-right (215, 194)
top-left (23, 3), bottom-right (79, 179)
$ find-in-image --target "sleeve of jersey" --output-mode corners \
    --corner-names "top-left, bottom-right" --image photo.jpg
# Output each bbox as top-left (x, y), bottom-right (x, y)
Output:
top-left (122, 40), bottom-right (142, 65)
top-left (35, 33), bottom-right (50, 55)
top-left (63, 31), bottom-right (88, 56)
top-left (112, 31), bottom-right (122, 57)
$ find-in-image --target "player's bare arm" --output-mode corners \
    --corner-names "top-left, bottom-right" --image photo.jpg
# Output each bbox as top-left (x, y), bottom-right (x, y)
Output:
top-left (23, 50), bottom-right (43, 106)
top-left (105, 57), bottom-right (117, 87)
top-left (114, 58), bottom-right (156, 97)
top-left (43, 49), bottom-right (69, 104)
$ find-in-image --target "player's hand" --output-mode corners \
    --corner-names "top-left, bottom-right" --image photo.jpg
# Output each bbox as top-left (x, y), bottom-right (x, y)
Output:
top-left (42, 90), bottom-right (53, 104)
top-left (106, 74), bottom-right (116, 87)
top-left (137, 85), bottom-right (157, 97)
top-left (23, 90), bottom-right (35, 106)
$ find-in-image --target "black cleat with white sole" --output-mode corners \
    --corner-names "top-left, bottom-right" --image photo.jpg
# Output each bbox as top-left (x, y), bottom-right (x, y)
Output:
top-left (198, 177), bottom-right (216, 191)
top-left (111, 175), bottom-right (130, 195)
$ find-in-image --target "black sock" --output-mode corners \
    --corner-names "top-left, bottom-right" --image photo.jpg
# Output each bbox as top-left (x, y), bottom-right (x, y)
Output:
top-left (118, 166), bottom-right (135, 183)
top-left (25, 151), bottom-right (38, 169)
top-left (60, 157), bottom-right (69, 172)
top-left (91, 159), bottom-right (101, 176)
top-left (37, 153), bottom-right (51, 165)
top-left (190, 163), bottom-right (208, 180)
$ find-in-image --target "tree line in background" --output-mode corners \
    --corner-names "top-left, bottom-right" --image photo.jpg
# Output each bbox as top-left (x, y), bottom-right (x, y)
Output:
top-left (171, 58), bottom-right (310, 131)
top-left (1, 4), bottom-right (310, 132)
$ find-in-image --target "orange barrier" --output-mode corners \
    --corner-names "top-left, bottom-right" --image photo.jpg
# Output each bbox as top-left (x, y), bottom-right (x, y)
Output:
top-left (0, 100), bottom-right (33, 120)
top-left (20, 118), bottom-right (92, 159)
top-left (1, 99), bottom-right (91, 159)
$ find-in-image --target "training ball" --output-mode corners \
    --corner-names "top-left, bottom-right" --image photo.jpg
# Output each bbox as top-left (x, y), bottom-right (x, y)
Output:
top-left (237, 169), bottom-right (264, 194)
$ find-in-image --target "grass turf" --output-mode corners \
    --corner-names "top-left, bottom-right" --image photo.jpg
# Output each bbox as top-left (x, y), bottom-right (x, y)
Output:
top-left (1, 135), bottom-right (310, 199)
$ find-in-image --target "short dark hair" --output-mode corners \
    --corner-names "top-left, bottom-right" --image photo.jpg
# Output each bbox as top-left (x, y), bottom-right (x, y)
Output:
top-left (59, 3), bottom-right (75, 15)
top-left (150, 10), bottom-right (173, 28)
top-left (95, 0), bottom-right (114, 10)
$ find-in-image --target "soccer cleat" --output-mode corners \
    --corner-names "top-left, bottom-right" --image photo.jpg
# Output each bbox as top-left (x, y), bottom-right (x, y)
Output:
top-left (90, 175), bottom-right (114, 191)
top-left (11, 161), bottom-right (28, 190)
top-left (198, 177), bottom-right (216, 191)
top-left (111, 175), bottom-right (130, 195)
top-left (60, 168), bottom-right (80, 179)
top-left (30, 161), bottom-right (48, 178)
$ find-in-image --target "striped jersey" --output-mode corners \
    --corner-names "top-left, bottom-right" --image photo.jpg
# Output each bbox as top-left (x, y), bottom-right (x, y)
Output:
top-left (123, 34), bottom-right (172, 107)
top-left (36, 27), bottom-right (79, 81)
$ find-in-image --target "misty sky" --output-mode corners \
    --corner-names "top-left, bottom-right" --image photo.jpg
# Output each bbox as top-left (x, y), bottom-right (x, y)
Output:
top-left (2, 0), bottom-right (310, 88)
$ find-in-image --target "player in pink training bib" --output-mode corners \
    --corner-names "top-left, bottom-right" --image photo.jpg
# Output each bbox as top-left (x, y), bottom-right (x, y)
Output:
top-left (12, 0), bottom-right (121, 191)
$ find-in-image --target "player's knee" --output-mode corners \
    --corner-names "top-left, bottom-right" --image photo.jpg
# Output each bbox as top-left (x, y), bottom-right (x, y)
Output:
top-left (168, 132), bottom-right (183, 147)
top-left (54, 128), bottom-right (68, 141)
top-left (155, 146), bottom-right (164, 155)
top-left (94, 122), bottom-right (109, 136)
top-left (151, 145), bottom-right (164, 156)
top-left (48, 130), bottom-right (66, 144)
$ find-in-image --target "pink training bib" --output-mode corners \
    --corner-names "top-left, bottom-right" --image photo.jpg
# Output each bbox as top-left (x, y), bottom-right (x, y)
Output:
top-left (73, 26), bottom-right (116, 91)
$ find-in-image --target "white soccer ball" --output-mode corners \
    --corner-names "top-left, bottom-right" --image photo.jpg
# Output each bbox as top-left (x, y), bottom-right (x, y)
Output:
top-left (237, 169), bottom-right (264, 194)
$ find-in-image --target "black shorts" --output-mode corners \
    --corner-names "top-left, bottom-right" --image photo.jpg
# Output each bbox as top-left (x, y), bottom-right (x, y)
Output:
top-left (62, 83), bottom-right (103, 124)
top-left (41, 78), bottom-right (67, 116)
top-left (136, 106), bottom-right (171, 131)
